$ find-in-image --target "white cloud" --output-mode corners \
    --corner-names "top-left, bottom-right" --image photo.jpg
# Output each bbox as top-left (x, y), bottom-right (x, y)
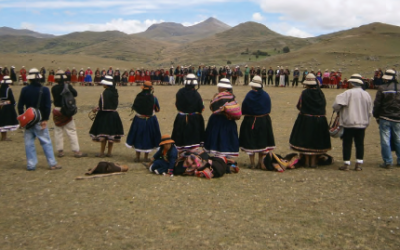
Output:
top-left (266, 22), bottom-right (314, 38)
top-left (286, 27), bottom-right (313, 38)
top-left (255, 0), bottom-right (400, 34)
top-left (252, 12), bottom-right (265, 22)
top-left (37, 19), bottom-right (164, 34)
top-left (21, 22), bottom-right (36, 30)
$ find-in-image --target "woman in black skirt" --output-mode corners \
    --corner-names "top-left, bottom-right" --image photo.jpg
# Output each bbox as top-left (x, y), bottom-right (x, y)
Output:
top-left (239, 76), bottom-right (275, 169)
top-left (90, 75), bottom-right (124, 157)
top-left (0, 76), bottom-right (19, 141)
top-left (289, 73), bottom-right (331, 168)
top-left (171, 73), bottom-right (205, 152)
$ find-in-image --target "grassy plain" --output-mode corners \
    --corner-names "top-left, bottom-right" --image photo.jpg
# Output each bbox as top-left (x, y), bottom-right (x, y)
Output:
top-left (0, 84), bottom-right (399, 249)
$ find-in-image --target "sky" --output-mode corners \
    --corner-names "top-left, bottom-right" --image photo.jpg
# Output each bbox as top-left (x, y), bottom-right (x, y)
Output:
top-left (0, 0), bottom-right (398, 38)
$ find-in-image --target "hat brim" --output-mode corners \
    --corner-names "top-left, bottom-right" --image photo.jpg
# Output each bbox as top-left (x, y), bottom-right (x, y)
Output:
top-left (348, 79), bottom-right (364, 85)
top-left (100, 80), bottom-right (113, 86)
top-left (302, 80), bottom-right (317, 85)
top-left (159, 139), bottom-right (175, 146)
top-left (1, 80), bottom-right (12, 84)
top-left (382, 75), bottom-right (394, 80)
top-left (27, 74), bottom-right (42, 80)
top-left (217, 83), bottom-right (232, 89)
top-left (249, 82), bottom-right (262, 88)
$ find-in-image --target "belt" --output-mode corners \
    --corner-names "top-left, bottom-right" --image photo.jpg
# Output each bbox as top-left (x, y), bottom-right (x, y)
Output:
top-left (244, 114), bottom-right (269, 129)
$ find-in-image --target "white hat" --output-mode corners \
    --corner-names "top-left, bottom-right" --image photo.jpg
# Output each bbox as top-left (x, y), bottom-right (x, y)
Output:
top-left (11, 66), bottom-right (15, 69)
top-left (217, 78), bottom-right (232, 89)
top-left (27, 68), bottom-right (42, 80)
top-left (1, 76), bottom-right (12, 84)
top-left (348, 74), bottom-right (364, 85)
top-left (170, 65), bottom-right (174, 69)
top-left (100, 75), bottom-right (113, 86)
top-left (249, 75), bottom-right (262, 88)
top-left (245, 65), bottom-right (248, 68)
top-left (383, 69), bottom-right (396, 80)
top-left (185, 73), bottom-right (198, 85)
top-left (302, 73), bottom-right (317, 85)
top-left (55, 70), bottom-right (66, 80)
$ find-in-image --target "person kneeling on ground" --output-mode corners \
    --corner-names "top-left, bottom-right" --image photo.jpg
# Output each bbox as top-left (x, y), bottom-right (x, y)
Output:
top-left (148, 135), bottom-right (178, 175)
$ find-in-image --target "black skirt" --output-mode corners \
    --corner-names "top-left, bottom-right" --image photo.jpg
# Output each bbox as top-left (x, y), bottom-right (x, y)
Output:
top-left (239, 115), bottom-right (275, 153)
top-left (171, 113), bottom-right (205, 150)
top-left (89, 110), bottom-right (124, 142)
top-left (0, 104), bottom-right (19, 132)
top-left (289, 114), bottom-right (331, 154)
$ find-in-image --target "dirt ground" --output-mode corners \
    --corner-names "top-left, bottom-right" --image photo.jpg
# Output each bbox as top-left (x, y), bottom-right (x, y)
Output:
top-left (0, 83), bottom-right (399, 250)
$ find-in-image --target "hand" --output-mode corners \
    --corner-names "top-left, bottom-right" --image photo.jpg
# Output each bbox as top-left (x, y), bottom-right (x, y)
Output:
top-left (376, 118), bottom-right (380, 124)
top-left (40, 120), bottom-right (47, 130)
top-left (92, 107), bottom-right (98, 113)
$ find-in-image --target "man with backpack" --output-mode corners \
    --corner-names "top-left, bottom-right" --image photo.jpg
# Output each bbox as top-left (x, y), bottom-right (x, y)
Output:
top-left (18, 68), bottom-right (61, 171)
top-left (51, 70), bottom-right (87, 158)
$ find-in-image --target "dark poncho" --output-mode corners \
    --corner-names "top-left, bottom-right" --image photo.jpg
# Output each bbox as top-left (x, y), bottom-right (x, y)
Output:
top-left (100, 87), bottom-right (119, 110)
top-left (297, 88), bottom-right (326, 115)
top-left (132, 90), bottom-right (156, 116)
top-left (241, 89), bottom-right (271, 115)
top-left (175, 86), bottom-right (204, 113)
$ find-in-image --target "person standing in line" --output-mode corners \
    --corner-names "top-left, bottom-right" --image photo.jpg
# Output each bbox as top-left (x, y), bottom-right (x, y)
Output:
top-left (84, 67), bottom-right (93, 86)
top-left (89, 75), bottom-right (124, 157)
top-left (169, 66), bottom-right (175, 85)
top-left (301, 68), bottom-right (309, 83)
top-left (0, 76), bottom-right (19, 141)
top-left (289, 73), bottom-right (331, 168)
top-left (279, 66), bottom-right (286, 87)
top-left (261, 67), bottom-right (267, 86)
top-left (292, 68), bottom-right (300, 87)
top-left (267, 67), bottom-right (274, 86)
top-left (244, 65), bottom-right (250, 85)
top-left (285, 66), bottom-right (290, 86)
top-left (18, 68), bottom-right (61, 171)
top-left (171, 74), bottom-right (205, 152)
top-left (126, 81), bottom-right (161, 162)
top-left (239, 76), bottom-right (275, 169)
top-left (204, 78), bottom-right (239, 158)
top-left (275, 66), bottom-right (280, 86)
top-left (10, 66), bottom-right (17, 85)
top-left (51, 70), bottom-right (88, 158)
top-left (40, 67), bottom-right (46, 84)
top-left (373, 69), bottom-right (400, 169)
top-left (71, 67), bottom-right (78, 86)
top-left (333, 74), bottom-right (372, 171)
top-left (20, 66), bottom-right (27, 85)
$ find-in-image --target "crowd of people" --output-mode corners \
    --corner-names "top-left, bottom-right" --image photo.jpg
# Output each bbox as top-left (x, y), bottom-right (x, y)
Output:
top-left (0, 65), bottom-right (399, 176)
top-left (0, 65), bottom-right (392, 90)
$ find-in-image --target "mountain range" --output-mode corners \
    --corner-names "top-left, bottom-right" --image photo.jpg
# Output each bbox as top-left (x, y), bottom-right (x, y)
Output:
top-left (0, 18), bottom-right (399, 76)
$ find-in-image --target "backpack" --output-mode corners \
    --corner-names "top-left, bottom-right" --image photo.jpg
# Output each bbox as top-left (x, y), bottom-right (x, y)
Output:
top-left (60, 83), bottom-right (77, 117)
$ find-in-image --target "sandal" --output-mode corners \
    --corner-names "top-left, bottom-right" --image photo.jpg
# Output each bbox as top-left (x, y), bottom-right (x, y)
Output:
top-left (74, 152), bottom-right (88, 158)
top-left (57, 151), bottom-right (65, 158)
top-left (95, 153), bottom-right (105, 158)
top-left (105, 154), bottom-right (112, 157)
top-left (339, 164), bottom-right (350, 171)
top-left (49, 165), bottom-right (62, 170)
top-left (133, 158), bottom-right (140, 162)
top-left (354, 163), bottom-right (362, 171)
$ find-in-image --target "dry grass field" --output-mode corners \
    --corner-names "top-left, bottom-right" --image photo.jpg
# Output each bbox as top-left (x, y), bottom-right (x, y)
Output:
top-left (0, 83), bottom-right (400, 249)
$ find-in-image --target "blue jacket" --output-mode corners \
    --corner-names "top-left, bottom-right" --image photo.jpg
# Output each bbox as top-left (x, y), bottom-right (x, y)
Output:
top-left (18, 81), bottom-right (52, 121)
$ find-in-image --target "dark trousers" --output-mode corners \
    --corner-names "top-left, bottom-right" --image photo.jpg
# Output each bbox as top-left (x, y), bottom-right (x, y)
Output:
top-left (211, 76), bottom-right (216, 85)
top-left (267, 76), bottom-right (273, 85)
top-left (292, 78), bottom-right (299, 86)
top-left (342, 128), bottom-right (365, 161)
top-left (244, 75), bottom-right (249, 85)
top-left (262, 77), bottom-right (266, 85)
top-left (232, 77), bottom-right (237, 85)
top-left (275, 77), bottom-right (279, 86)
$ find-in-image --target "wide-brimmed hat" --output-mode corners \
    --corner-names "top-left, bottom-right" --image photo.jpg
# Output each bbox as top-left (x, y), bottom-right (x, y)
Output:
top-left (217, 78), bottom-right (232, 89)
top-left (383, 69), bottom-right (396, 80)
top-left (1, 76), bottom-right (12, 84)
top-left (302, 73), bottom-right (317, 85)
top-left (249, 75), bottom-right (262, 88)
top-left (27, 68), bottom-right (42, 80)
top-left (141, 81), bottom-right (153, 90)
top-left (159, 134), bottom-right (175, 146)
top-left (55, 70), bottom-right (66, 80)
top-left (11, 66), bottom-right (15, 69)
top-left (100, 75), bottom-right (113, 86)
top-left (348, 74), bottom-right (364, 85)
top-left (185, 74), bottom-right (198, 85)
top-left (245, 65), bottom-right (248, 68)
